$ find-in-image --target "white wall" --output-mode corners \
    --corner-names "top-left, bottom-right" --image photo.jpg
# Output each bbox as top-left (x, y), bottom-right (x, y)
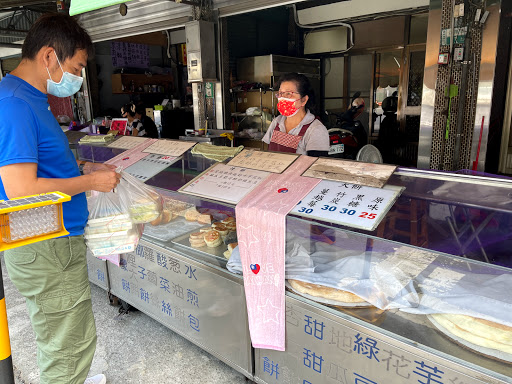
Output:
top-left (297, 0), bottom-right (429, 24)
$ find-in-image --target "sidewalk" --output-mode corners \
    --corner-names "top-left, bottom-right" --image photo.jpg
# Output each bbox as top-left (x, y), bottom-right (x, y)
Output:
top-left (1, 256), bottom-right (251, 384)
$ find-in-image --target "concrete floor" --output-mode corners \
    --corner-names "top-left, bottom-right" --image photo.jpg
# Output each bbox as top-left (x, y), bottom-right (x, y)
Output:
top-left (2, 257), bottom-right (252, 384)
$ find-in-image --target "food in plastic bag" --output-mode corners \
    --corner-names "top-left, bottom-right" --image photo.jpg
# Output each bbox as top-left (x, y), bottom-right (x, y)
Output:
top-left (85, 192), bottom-right (142, 257)
top-left (117, 171), bottom-right (163, 224)
top-left (150, 209), bottom-right (175, 226)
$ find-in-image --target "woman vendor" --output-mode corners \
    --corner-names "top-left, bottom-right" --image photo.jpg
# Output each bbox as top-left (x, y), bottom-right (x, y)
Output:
top-left (121, 102), bottom-right (145, 136)
top-left (262, 73), bottom-right (329, 156)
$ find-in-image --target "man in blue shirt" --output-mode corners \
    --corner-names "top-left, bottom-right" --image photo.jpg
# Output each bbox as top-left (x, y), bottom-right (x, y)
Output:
top-left (0, 14), bottom-right (119, 384)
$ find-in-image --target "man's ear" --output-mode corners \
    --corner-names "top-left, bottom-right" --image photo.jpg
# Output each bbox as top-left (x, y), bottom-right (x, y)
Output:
top-left (40, 47), bottom-right (57, 69)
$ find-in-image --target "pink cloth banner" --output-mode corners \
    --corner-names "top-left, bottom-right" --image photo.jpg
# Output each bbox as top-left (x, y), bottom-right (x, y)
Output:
top-left (236, 156), bottom-right (321, 351)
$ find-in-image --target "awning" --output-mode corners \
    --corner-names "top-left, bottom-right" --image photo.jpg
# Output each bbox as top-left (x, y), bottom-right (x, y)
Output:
top-left (77, 0), bottom-right (309, 42)
top-left (69, 0), bottom-right (133, 17)
top-left (77, 0), bottom-right (191, 42)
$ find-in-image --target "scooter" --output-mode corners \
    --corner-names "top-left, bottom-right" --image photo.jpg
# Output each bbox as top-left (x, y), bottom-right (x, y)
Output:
top-left (327, 92), bottom-right (367, 159)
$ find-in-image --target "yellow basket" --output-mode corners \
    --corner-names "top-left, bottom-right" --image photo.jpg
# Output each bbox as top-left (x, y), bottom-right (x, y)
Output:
top-left (0, 192), bottom-right (71, 252)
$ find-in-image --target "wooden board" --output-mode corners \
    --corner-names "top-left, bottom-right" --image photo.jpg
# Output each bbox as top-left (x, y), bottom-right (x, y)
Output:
top-left (302, 158), bottom-right (397, 188)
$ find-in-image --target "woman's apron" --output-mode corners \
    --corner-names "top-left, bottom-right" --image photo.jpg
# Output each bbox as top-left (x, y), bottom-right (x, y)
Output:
top-left (268, 120), bottom-right (315, 153)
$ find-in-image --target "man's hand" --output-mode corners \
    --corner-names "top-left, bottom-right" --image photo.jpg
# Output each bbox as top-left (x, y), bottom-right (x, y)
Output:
top-left (88, 170), bottom-right (121, 192)
top-left (82, 162), bottom-right (117, 175)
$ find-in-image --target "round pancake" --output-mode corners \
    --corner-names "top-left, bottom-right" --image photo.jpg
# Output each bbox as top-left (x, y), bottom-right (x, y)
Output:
top-left (430, 313), bottom-right (512, 355)
top-left (289, 279), bottom-right (366, 303)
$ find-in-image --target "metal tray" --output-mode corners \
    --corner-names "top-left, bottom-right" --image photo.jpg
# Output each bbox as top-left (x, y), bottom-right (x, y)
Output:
top-left (142, 216), bottom-right (203, 242)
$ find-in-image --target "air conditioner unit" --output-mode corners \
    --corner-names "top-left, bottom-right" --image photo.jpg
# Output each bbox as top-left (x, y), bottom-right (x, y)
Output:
top-left (304, 27), bottom-right (348, 55)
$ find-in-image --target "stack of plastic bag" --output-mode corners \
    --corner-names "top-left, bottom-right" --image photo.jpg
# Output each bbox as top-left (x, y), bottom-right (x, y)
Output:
top-left (85, 191), bottom-right (142, 258)
top-left (85, 170), bottom-right (163, 260)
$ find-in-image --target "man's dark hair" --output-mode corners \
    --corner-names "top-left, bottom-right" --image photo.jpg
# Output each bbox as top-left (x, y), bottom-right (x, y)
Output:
top-left (22, 13), bottom-right (93, 62)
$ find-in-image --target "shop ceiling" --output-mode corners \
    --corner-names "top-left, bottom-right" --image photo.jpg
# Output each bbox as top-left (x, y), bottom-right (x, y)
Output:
top-left (0, 1), bottom-right (57, 50)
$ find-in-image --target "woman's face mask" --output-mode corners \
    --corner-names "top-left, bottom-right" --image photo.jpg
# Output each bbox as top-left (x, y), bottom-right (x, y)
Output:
top-left (46, 51), bottom-right (83, 98)
top-left (277, 98), bottom-right (301, 117)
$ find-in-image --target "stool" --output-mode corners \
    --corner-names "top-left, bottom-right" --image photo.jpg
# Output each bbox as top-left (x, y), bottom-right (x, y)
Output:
top-left (377, 198), bottom-right (428, 247)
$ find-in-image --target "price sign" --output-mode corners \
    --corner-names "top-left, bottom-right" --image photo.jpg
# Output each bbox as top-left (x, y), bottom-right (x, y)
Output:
top-left (124, 154), bottom-right (180, 182)
top-left (179, 163), bottom-right (270, 205)
top-left (143, 139), bottom-right (196, 157)
top-left (227, 149), bottom-right (298, 174)
top-left (107, 136), bottom-right (149, 150)
top-left (291, 180), bottom-right (403, 231)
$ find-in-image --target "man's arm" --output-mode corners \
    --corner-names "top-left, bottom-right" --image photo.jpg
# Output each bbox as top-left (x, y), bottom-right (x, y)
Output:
top-left (0, 163), bottom-right (120, 199)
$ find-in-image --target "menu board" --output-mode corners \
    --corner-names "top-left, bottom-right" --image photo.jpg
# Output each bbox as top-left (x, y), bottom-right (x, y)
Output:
top-left (227, 149), bottom-right (298, 174)
top-left (107, 136), bottom-right (149, 150)
top-left (111, 42), bottom-right (149, 68)
top-left (143, 140), bottom-right (197, 157)
top-left (179, 163), bottom-right (270, 205)
top-left (124, 154), bottom-right (180, 182)
top-left (302, 158), bottom-right (397, 188)
top-left (290, 180), bottom-right (403, 231)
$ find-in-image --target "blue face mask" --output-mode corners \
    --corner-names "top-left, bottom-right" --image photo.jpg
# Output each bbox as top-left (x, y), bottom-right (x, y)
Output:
top-left (46, 51), bottom-right (83, 98)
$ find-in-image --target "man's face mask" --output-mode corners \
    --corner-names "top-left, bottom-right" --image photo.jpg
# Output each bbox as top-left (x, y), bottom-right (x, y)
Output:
top-left (46, 51), bottom-right (83, 98)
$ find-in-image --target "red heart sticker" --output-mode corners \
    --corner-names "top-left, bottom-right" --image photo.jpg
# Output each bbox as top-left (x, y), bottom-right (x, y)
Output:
top-left (250, 264), bottom-right (260, 274)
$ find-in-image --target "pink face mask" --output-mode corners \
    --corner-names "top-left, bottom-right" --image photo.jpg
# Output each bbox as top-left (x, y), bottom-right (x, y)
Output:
top-left (277, 98), bottom-right (300, 117)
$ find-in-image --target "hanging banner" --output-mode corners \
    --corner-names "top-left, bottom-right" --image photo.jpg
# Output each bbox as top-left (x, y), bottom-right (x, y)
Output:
top-left (69, 0), bottom-right (132, 16)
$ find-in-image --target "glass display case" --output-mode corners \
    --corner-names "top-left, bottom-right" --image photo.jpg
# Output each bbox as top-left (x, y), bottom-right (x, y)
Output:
top-left (79, 142), bottom-right (512, 384)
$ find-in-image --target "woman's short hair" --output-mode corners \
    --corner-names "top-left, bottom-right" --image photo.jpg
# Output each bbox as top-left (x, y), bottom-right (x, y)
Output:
top-left (276, 72), bottom-right (316, 113)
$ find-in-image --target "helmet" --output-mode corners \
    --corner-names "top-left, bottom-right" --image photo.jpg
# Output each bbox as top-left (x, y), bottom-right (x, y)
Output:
top-left (382, 96), bottom-right (398, 113)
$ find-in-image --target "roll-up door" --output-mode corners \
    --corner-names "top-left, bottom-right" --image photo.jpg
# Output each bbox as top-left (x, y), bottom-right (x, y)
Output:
top-left (214, 0), bottom-right (307, 17)
top-left (77, 0), bottom-right (192, 42)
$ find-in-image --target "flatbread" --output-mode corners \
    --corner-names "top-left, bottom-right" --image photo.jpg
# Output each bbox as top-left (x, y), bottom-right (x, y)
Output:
top-left (430, 313), bottom-right (512, 355)
top-left (288, 279), bottom-right (366, 303)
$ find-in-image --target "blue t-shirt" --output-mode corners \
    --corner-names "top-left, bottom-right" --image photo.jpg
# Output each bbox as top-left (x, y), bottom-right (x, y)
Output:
top-left (0, 74), bottom-right (88, 236)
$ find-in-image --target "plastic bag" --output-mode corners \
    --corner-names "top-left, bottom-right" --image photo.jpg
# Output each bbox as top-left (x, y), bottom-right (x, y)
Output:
top-left (85, 192), bottom-right (142, 257)
top-left (117, 170), bottom-right (163, 224)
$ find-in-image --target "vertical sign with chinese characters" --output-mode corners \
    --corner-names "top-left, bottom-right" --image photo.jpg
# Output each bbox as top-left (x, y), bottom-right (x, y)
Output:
top-left (255, 296), bottom-right (501, 384)
top-left (107, 241), bottom-right (252, 376)
top-left (290, 180), bottom-right (402, 231)
top-left (179, 163), bottom-right (270, 205)
top-left (205, 82), bottom-right (215, 99)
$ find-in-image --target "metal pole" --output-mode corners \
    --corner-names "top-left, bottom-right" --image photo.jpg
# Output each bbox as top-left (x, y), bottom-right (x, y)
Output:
top-left (0, 262), bottom-right (15, 384)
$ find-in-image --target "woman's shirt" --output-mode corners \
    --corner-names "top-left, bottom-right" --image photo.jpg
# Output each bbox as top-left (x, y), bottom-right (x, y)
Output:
top-left (262, 111), bottom-right (330, 155)
top-left (126, 119), bottom-right (146, 136)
